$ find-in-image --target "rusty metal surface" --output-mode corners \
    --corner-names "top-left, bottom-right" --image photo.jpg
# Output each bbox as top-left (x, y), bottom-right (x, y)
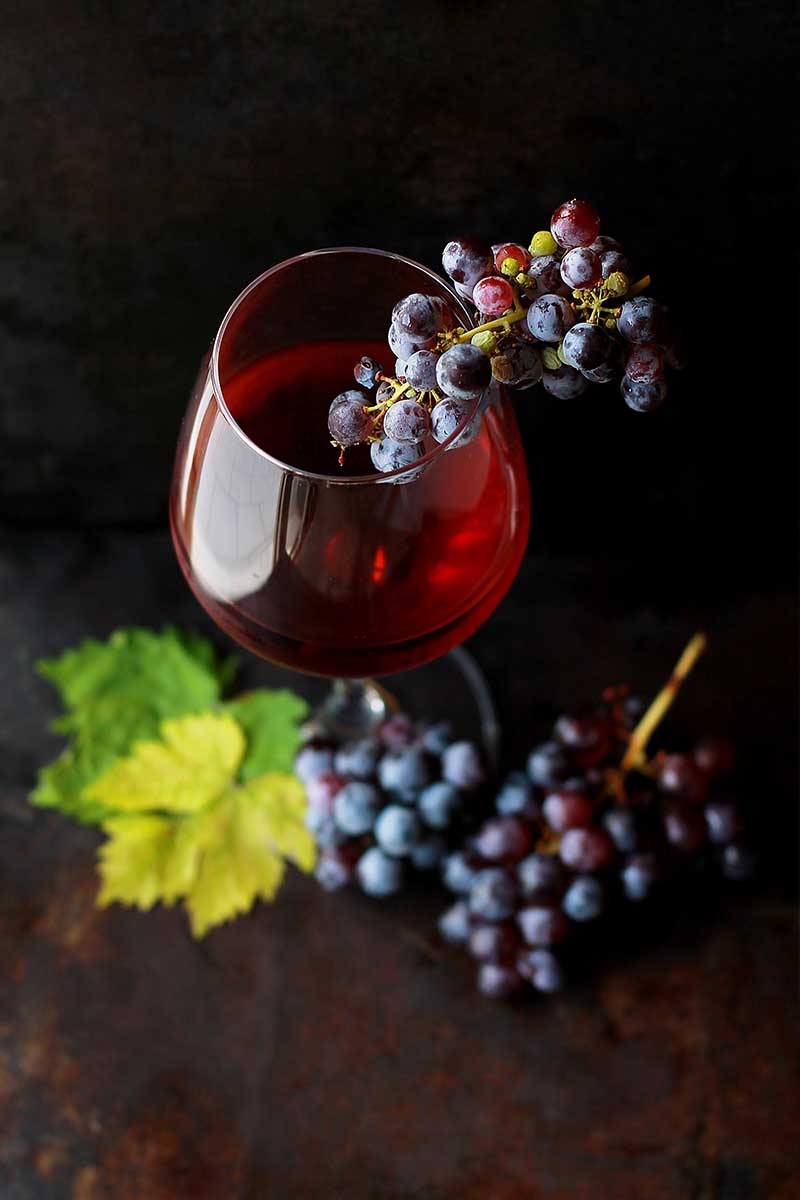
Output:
top-left (1, 530), bottom-right (798, 1199)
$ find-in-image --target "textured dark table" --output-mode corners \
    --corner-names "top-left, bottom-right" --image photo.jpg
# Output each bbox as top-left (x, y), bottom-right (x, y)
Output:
top-left (1, 528), bottom-right (797, 1199)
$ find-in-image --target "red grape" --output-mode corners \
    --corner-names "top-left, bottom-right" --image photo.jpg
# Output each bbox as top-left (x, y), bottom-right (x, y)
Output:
top-left (493, 242), bottom-right (530, 272)
top-left (550, 199), bottom-right (601, 249)
top-left (658, 754), bottom-right (709, 806)
top-left (472, 275), bottom-right (515, 317)
top-left (543, 789), bottom-right (593, 833)
top-left (625, 344), bottom-right (665, 383)
top-left (475, 815), bottom-right (533, 864)
top-left (559, 827), bottom-right (615, 871)
top-left (517, 903), bottom-right (569, 946)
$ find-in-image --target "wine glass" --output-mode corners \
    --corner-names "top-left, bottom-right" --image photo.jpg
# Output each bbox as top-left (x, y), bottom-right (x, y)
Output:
top-left (170, 248), bottom-right (530, 747)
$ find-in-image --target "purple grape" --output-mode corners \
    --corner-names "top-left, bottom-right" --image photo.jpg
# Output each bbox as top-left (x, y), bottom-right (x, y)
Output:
top-left (418, 720), bottom-right (453, 755)
top-left (603, 807), bottom-right (639, 853)
top-left (418, 781), bottom-right (461, 830)
top-left (392, 293), bottom-right (443, 343)
top-left (560, 247), bottom-right (602, 290)
top-left (442, 235), bottom-right (494, 290)
top-left (387, 322), bottom-right (418, 361)
top-left (517, 948), bottom-right (564, 993)
top-left (663, 803), bottom-right (706, 853)
top-left (693, 737), bottom-right (736, 778)
top-left (334, 738), bottom-right (380, 780)
top-left (525, 254), bottom-right (569, 298)
top-left (527, 741), bottom-right (571, 788)
top-left (294, 743), bottom-right (334, 784)
top-left (599, 249), bottom-right (633, 279)
top-left (404, 349), bottom-right (440, 391)
top-left (410, 834), bottom-right (447, 871)
top-left (475, 816), bottom-right (533, 864)
top-left (626, 344), bottom-right (665, 383)
top-left (562, 875), bottom-right (604, 922)
top-left (378, 747), bottom-right (430, 797)
top-left (621, 852), bottom-right (660, 901)
top-left (491, 342), bottom-right (543, 389)
top-left (561, 323), bottom-right (614, 372)
top-left (617, 296), bottom-right (669, 344)
top-left (582, 360), bottom-right (617, 384)
top-left (658, 754), bottom-right (709, 806)
top-left (442, 849), bottom-right (481, 895)
top-left (431, 396), bottom-right (471, 443)
top-left (394, 357), bottom-right (407, 379)
top-left (517, 853), bottom-right (566, 899)
top-left (543, 790), bottom-right (593, 833)
top-left (383, 398), bottom-right (431, 445)
top-left (438, 899), bottom-right (471, 944)
top-left (441, 740), bottom-right (485, 789)
top-left (374, 804), bottom-right (422, 857)
top-left (447, 416), bottom-right (481, 451)
top-left (621, 374), bottom-right (668, 412)
top-left (327, 393), bottom-right (371, 445)
top-left (541, 364), bottom-right (589, 399)
top-left (370, 437), bottom-right (425, 476)
top-left (356, 846), bottom-right (403, 896)
top-left (559, 827), bottom-right (615, 872)
top-left (589, 235), bottom-right (622, 255)
top-left (477, 963), bottom-right (523, 999)
top-left (704, 800), bottom-right (743, 845)
top-left (517, 903), bottom-right (569, 946)
top-left (468, 922), bottom-right (521, 964)
top-left (495, 771), bottom-right (536, 818)
top-left (333, 781), bottom-right (381, 836)
top-left (376, 379), bottom-right (396, 405)
top-left (526, 293), bottom-right (576, 343)
top-left (721, 843), bottom-right (757, 881)
top-left (315, 847), bottom-right (357, 891)
top-left (379, 713), bottom-right (417, 751)
top-left (305, 771), bottom-right (345, 819)
top-left (468, 868), bottom-right (517, 922)
top-left (554, 712), bottom-right (612, 764)
top-left (435, 344), bottom-right (492, 402)
top-left (353, 355), bottom-right (384, 389)
top-left (306, 811), bottom-right (346, 850)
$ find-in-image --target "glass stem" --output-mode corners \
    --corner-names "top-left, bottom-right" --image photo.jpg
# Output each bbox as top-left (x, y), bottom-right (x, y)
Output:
top-left (314, 678), bottom-right (395, 740)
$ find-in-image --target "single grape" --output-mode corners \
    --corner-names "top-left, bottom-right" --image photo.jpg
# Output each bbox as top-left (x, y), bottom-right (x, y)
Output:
top-left (693, 736), bottom-right (736, 778)
top-left (327, 392), bottom-right (371, 444)
top-left (721, 843), bottom-right (757, 881)
top-left (599, 249), bottom-right (633, 280)
top-left (517, 853), bottom-right (566, 899)
top-left (560, 247), bottom-right (603, 290)
top-left (490, 342), bottom-right (543, 389)
top-left (442, 849), bottom-right (480, 895)
top-left (442, 235), bottom-right (494, 290)
top-left (495, 771), bottom-right (536, 818)
top-left (404, 349), bottom-right (440, 392)
top-left (621, 374), bottom-right (668, 412)
top-left (438, 899), bottom-right (471, 944)
top-left (473, 275), bottom-right (515, 317)
top-left (561, 323), bottom-right (614, 372)
top-left (493, 242), bottom-right (531, 273)
top-left (441, 740), bottom-right (485, 789)
top-left (370, 437), bottom-right (425, 476)
top-left (378, 746), bottom-right (431, 797)
top-left (475, 815), bottom-right (533, 864)
top-left (387, 322), bottom-right (419, 361)
top-left (469, 921), bottom-right (521, 964)
top-left (517, 903), bottom-right (569, 946)
top-left (410, 834), bottom-right (447, 871)
top-left (418, 780), bottom-right (461, 830)
top-left (517, 948), bottom-right (564, 993)
top-left (376, 379), bottom-right (396, 405)
top-left (469, 867), bottom-right (517, 922)
top-left (315, 846), bottom-right (358, 891)
top-left (394, 357), bottom-right (407, 380)
top-left (305, 811), bottom-right (346, 850)
top-left (418, 720), bottom-right (453, 755)
top-left (447, 416), bottom-right (481, 451)
top-left (589, 235), bottom-right (622, 255)
top-left (529, 229), bottom-right (559, 257)
top-left (663, 803), bottom-right (707, 853)
top-left (554, 712), bottom-right (612, 765)
top-left (617, 296), bottom-right (669, 344)
top-left (550, 199), bottom-right (601, 249)
top-left (559, 826), bottom-right (615, 872)
top-left (603, 807), bottom-right (639, 853)
top-left (294, 743), bottom-right (334, 784)
top-left (542, 364), bottom-right (589, 400)
top-left (379, 713), bottom-right (417, 751)
top-left (436, 344), bottom-right (492, 402)
top-left (582, 360), bottom-right (617, 384)
top-left (526, 293), bottom-right (576, 343)
top-left (431, 396), bottom-right (471, 444)
top-left (543, 789), bottom-right (593, 833)
top-left (704, 799), bottom-right (743, 845)
top-left (527, 740), bottom-right (571, 788)
top-left (658, 754), bottom-right (709, 806)
top-left (374, 804), bottom-right (422, 858)
top-left (334, 738), bottom-right (380, 781)
top-left (356, 846), bottom-right (403, 897)
top-left (305, 771), bottom-right (345, 818)
top-left (392, 293), bottom-right (444, 344)
top-left (383, 398), bottom-right (432, 445)
top-left (333, 781), bottom-right (381, 836)
top-left (621, 852), bottom-right (660, 901)
top-left (524, 254), bottom-right (570, 299)
top-left (477, 963), bottom-right (523, 999)
top-left (562, 875), bottom-right (604, 922)
top-left (625, 344), bottom-right (665, 383)
top-left (353, 355), bottom-right (384, 389)
top-left (431, 295), bottom-right (457, 332)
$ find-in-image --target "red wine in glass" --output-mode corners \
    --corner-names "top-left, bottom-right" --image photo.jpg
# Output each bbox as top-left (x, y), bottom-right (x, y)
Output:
top-left (170, 249), bottom-right (530, 729)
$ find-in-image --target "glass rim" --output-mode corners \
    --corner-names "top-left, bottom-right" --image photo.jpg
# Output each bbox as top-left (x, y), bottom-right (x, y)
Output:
top-left (210, 246), bottom-right (481, 486)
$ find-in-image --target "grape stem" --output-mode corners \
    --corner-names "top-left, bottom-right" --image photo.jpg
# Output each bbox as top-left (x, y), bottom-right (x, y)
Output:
top-left (443, 295), bottom-right (528, 349)
top-left (620, 633), bottom-right (708, 773)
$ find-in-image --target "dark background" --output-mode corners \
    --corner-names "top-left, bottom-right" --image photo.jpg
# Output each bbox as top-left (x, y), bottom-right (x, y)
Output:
top-left (1, 0), bottom-right (797, 592)
top-left (1, 5), bottom-right (799, 1199)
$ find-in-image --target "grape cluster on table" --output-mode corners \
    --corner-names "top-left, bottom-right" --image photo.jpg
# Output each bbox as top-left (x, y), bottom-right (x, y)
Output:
top-left (437, 710), bottom-right (756, 1000)
top-left (328, 198), bottom-right (684, 475)
top-left (296, 714), bottom-right (486, 897)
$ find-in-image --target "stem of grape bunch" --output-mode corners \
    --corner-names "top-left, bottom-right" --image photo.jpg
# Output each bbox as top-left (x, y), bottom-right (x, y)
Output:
top-left (621, 633), bottom-right (708, 774)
